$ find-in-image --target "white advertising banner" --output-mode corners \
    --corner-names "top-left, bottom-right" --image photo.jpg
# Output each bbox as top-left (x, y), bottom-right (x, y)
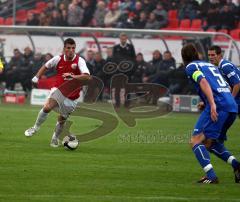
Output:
top-left (30, 89), bottom-right (50, 106)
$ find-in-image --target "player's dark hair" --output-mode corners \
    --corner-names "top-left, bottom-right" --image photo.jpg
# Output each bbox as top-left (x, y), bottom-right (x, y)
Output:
top-left (64, 38), bottom-right (76, 47)
top-left (208, 45), bottom-right (222, 55)
top-left (181, 43), bottom-right (199, 65)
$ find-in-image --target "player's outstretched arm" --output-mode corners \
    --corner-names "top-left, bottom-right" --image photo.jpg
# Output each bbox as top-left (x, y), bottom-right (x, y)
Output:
top-left (199, 78), bottom-right (218, 122)
top-left (32, 65), bottom-right (48, 85)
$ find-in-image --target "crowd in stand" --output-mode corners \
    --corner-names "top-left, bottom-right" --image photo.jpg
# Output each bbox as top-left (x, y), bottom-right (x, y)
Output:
top-left (0, 40), bottom-right (193, 98)
top-left (20, 0), bottom-right (240, 31)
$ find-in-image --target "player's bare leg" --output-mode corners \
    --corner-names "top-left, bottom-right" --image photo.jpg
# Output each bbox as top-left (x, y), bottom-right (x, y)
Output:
top-left (50, 115), bottom-right (67, 147)
top-left (25, 98), bottom-right (58, 137)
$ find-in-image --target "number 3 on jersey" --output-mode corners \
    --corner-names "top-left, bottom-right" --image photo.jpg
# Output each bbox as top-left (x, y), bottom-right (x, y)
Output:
top-left (209, 67), bottom-right (227, 87)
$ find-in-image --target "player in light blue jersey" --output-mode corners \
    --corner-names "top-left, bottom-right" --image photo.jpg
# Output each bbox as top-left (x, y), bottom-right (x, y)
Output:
top-left (208, 45), bottom-right (240, 114)
top-left (182, 43), bottom-right (240, 184)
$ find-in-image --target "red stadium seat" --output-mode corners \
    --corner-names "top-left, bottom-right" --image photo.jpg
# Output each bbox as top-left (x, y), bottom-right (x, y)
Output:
top-left (0, 17), bottom-right (4, 25)
top-left (168, 10), bottom-right (178, 19)
top-left (190, 19), bottom-right (202, 31)
top-left (165, 19), bottom-right (179, 30)
top-left (230, 29), bottom-right (240, 40)
top-left (16, 9), bottom-right (27, 17)
top-left (4, 17), bottom-right (13, 25)
top-left (28, 9), bottom-right (41, 14)
top-left (36, 1), bottom-right (47, 12)
top-left (162, 19), bottom-right (182, 39)
top-left (179, 19), bottom-right (191, 30)
top-left (16, 9), bottom-right (27, 23)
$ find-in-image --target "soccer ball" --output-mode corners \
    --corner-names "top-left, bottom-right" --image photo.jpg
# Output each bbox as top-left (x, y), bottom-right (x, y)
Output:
top-left (62, 135), bottom-right (79, 150)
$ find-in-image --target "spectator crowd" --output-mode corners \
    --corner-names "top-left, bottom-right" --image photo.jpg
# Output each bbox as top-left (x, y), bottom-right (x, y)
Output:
top-left (0, 35), bottom-right (193, 99)
top-left (0, 0), bottom-right (238, 32)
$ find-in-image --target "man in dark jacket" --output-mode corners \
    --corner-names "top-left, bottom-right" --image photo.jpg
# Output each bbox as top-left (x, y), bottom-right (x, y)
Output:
top-left (112, 33), bottom-right (136, 107)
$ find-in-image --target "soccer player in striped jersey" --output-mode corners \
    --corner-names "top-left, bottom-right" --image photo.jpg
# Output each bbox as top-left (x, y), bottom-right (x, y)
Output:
top-left (182, 43), bottom-right (240, 184)
top-left (208, 45), bottom-right (240, 115)
top-left (24, 38), bottom-right (91, 147)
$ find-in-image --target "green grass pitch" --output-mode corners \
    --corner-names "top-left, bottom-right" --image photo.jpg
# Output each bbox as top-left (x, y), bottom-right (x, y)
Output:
top-left (0, 103), bottom-right (239, 202)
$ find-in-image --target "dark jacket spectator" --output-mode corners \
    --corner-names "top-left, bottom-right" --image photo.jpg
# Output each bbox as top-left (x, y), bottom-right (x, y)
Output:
top-left (81, 0), bottom-right (96, 26)
top-left (20, 47), bottom-right (34, 91)
top-left (5, 49), bottom-right (25, 90)
top-left (143, 50), bottom-right (162, 83)
top-left (60, 9), bottom-right (68, 26)
top-left (132, 1), bottom-right (143, 22)
top-left (178, 0), bottom-right (199, 20)
top-left (134, 11), bottom-right (147, 29)
top-left (112, 33), bottom-right (136, 107)
top-left (219, 4), bottom-right (236, 30)
top-left (85, 50), bottom-right (95, 75)
top-left (113, 33), bottom-right (136, 64)
top-left (145, 12), bottom-right (161, 30)
top-left (26, 12), bottom-right (39, 26)
top-left (131, 53), bottom-right (150, 83)
top-left (92, 52), bottom-right (106, 80)
top-left (168, 63), bottom-right (191, 94)
top-left (203, 6), bottom-right (221, 30)
top-left (142, 0), bottom-right (156, 15)
top-left (32, 52), bottom-right (44, 76)
top-left (104, 47), bottom-right (115, 89)
top-left (153, 50), bottom-right (176, 87)
top-left (152, 3), bottom-right (168, 28)
top-left (50, 10), bottom-right (62, 26)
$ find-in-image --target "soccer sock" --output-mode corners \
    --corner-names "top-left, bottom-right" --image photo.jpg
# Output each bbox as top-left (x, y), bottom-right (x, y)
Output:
top-left (192, 144), bottom-right (217, 180)
top-left (210, 142), bottom-right (240, 170)
top-left (52, 121), bottom-right (65, 140)
top-left (34, 108), bottom-right (49, 129)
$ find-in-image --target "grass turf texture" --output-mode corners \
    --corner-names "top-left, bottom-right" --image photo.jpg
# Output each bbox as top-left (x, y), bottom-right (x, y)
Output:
top-left (0, 103), bottom-right (239, 202)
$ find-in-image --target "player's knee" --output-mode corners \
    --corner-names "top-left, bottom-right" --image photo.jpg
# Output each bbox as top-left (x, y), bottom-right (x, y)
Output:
top-left (43, 105), bottom-right (51, 113)
top-left (190, 135), bottom-right (202, 148)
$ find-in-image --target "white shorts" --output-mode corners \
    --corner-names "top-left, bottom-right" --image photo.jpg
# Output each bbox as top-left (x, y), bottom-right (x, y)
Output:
top-left (48, 88), bottom-right (78, 118)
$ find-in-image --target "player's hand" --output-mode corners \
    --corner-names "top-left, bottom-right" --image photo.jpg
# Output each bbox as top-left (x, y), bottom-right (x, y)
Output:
top-left (62, 72), bottom-right (74, 80)
top-left (210, 103), bottom-right (218, 122)
top-left (197, 101), bottom-right (205, 111)
top-left (31, 76), bottom-right (39, 88)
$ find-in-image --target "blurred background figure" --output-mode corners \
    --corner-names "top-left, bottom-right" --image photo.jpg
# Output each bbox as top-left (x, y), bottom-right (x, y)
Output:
top-left (5, 49), bottom-right (24, 90)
